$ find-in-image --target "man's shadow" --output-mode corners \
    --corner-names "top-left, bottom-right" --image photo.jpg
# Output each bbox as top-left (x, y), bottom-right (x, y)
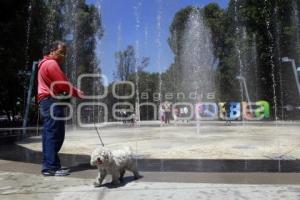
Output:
top-left (0, 142), bottom-right (92, 173)
top-left (0, 143), bottom-right (146, 179)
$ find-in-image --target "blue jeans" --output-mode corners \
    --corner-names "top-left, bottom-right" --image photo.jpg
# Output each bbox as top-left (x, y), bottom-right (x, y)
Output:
top-left (40, 97), bottom-right (65, 172)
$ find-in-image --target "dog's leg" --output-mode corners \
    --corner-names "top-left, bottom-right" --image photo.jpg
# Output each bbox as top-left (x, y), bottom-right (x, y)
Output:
top-left (133, 170), bottom-right (141, 180)
top-left (99, 169), bottom-right (107, 185)
top-left (111, 170), bottom-right (120, 185)
top-left (94, 172), bottom-right (101, 187)
top-left (128, 165), bottom-right (141, 179)
top-left (119, 169), bottom-right (125, 182)
top-left (94, 169), bottom-right (107, 187)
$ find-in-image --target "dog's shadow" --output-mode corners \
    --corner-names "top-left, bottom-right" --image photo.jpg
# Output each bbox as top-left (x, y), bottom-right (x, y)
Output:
top-left (97, 175), bottom-right (143, 189)
top-left (68, 163), bottom-right (92, 172)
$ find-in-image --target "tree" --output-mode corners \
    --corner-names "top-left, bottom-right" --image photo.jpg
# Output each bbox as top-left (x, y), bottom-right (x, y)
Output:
top-left (167, 6), bottom-right (195, 94)
top-left (165, 0), bottom-right (300, 119)
top-left (114, 45), bottom-right (136, 81)
top-left (0, 0), bottom-right (105, 126)
top-left (0, 0), bottom-right (47, 125)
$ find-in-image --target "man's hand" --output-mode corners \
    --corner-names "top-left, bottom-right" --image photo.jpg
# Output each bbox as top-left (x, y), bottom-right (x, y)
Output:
top-left (78, 89), bottom-right (85, 98)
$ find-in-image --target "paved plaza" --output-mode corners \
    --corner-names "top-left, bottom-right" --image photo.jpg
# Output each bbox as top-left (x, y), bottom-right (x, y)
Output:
top-left (18, 121), bottom-right (300, 160)
top-left (1, 161), bottom-right (300, 200)
top-left (1, 121), bottom-right (300, 199)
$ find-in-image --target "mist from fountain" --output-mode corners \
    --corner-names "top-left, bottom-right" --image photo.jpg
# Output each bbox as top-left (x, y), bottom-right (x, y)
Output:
top-left (233, 0), bottom-right (262, 119)
top-left (262, 0), bottom-right (281, 170)
top-left (22, 0), bottom-right (35, 135)
top-left (273, 2), bottom-right (284, 120)
top-left (92, 0), bottom-right (104, 124)
top-left (292, 0), bottom-right (300, 57)
top-left (25, 0), bottom-right (33, 71)
top-left (156, 0), bottom-right (163, 127)
top-left (180, 8), bottom-right (215, 101)
top-left (233, 0), bottom-right (245, 119)
top-left (156, 0), bottom-right (163, 102)
top-left (134, 1), bottom-right (142, 123)
top-left (263, 0), bottom-right (278, 121)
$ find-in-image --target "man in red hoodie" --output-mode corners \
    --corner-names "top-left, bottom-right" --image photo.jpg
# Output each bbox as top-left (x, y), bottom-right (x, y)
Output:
top-left (38, 41), bottom-right (83, 176)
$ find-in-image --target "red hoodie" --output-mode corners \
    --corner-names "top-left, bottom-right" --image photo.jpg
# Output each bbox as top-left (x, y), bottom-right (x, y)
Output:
top-left (37, 56), bottom-right (82, 102)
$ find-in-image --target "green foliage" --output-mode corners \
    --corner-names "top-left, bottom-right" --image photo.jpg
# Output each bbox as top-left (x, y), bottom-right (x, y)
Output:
top-left (164, 0), bottom-right (300, 119)
top-left (0, 0), bottom-right (47, 122)
top-left (114, 45), bottom-right (136, 81)
top-left (2, 0), bottom-right (300, 122)
top-left (0, 0), bottom-right (104, 126)
top-left (168, 6), bottom-right (196, 54)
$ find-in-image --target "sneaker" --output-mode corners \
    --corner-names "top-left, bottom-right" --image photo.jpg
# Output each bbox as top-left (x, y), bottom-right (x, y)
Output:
top-left (54, 169), bottom-right (70, 176)
top-left (42, 169), bottom-right (70, 177)
top-left (59, 167), bottom-right (70, 172)
top-left (42, 170), bottom-right (55, 176)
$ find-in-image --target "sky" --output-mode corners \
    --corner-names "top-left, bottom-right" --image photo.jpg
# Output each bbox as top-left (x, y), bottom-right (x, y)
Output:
top-left (86, 0), bottom-right (229, 83)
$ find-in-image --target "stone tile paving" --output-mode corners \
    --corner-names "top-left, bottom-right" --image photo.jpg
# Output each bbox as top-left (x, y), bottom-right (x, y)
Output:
top-left (1, 171), bottom-right (300, 200)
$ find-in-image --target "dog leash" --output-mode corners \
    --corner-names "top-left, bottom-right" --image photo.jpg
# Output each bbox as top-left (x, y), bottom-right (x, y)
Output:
top-left (93, 114), bottom-right (105, 147)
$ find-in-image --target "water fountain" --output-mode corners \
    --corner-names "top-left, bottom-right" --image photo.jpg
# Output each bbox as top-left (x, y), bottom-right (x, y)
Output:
top-left (180, 8), bottom-right (215, 99)
top-left (292, 0), bottom-right (300, 56)
top-left (156, 0), bottom-right (163, 125)
top-left (22, 0), bottom-right (34, 136)
top-left (262, 0), bottom-right (281, 170)
top-left (94, 0), bottom-right (104, 124)
top-left (6, 0), bottom-right (300, 178)
top-left (134, 1), bottom-right (142, 125)
top-left (273, 2), bottom-right (285, 120)
top-left (263, 0), bottom-right (278, 121)
top-left (234, 0), bottom-right (245, 108)
top-left (178, 7), bottom-right (216, 135)
top-left (69, 1), bottom-right (79, 128)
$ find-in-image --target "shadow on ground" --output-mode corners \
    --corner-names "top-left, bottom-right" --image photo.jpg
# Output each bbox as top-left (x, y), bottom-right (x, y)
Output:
top-left (2, 142), bottom-right (300, 173)
top-left (0, 143), bottom-right (91, 173)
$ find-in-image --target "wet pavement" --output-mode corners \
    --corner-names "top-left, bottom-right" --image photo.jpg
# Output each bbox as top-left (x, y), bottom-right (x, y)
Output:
top-left (2, 143), bottom-right (300, 173)
top-left (16, 121), bottom-right (300, 161)
top-left (1, 121), bottom-right (300, 199)
top-left (2, 163), bottom-right (300, 200)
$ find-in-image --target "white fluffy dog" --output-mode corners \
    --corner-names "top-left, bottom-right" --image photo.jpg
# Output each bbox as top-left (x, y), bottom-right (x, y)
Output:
top-left (90, 146), bottom-right (140, 187)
